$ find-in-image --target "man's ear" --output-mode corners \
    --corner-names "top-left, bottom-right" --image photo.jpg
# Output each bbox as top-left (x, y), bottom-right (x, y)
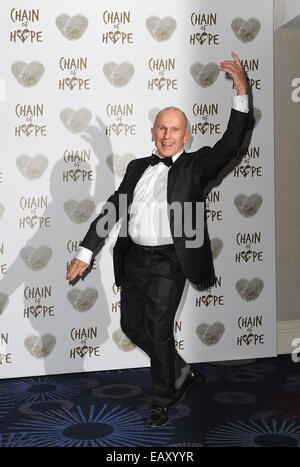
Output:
top-left (184, 130), bottom-right (191, 144)
top-left (151, 127), bottom-right (155, 141)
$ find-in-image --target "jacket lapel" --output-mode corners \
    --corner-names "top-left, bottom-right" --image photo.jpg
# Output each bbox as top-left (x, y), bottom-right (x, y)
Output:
top-left (127, 151), bottom-right (186, 205)
top-left (126, 157), bottom-right (151, 204)
top-left (167, 150), bottom-right (185, 204)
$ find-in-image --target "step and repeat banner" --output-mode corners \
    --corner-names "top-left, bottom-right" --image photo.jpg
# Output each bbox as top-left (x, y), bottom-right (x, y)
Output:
top-left (0, 0), bottom-right (276, 378)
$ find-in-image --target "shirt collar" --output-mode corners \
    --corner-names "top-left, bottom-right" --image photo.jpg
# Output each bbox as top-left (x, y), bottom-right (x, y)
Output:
top-left (152, 148), bottom-right (184, 163)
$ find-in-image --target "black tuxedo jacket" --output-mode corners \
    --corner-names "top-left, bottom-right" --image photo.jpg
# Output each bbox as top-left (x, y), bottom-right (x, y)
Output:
top-left (80, 107), bottom-right (249, 290)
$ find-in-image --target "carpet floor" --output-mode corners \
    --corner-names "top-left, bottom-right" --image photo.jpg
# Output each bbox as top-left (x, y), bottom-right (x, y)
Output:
top-left (0, 354), bottom-right (299, 447)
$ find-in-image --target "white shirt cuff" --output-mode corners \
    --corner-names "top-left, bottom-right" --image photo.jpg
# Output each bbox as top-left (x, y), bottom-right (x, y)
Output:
top-left (231, 94), bottom-right (249, 113)
top-left (74, 246), bottom-right (93, 265)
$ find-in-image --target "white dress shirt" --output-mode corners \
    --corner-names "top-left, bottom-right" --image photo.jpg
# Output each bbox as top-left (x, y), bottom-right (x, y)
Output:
top-left (75, 95), bottom-right (249, 264)
top-left (127, 149), bottom-right (182, 246)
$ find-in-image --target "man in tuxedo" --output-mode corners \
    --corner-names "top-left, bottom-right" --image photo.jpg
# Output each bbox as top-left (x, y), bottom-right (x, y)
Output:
top-left (67, 52), bottom-right (249, 427)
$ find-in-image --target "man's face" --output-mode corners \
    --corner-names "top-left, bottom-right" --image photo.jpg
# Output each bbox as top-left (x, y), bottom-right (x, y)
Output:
top-left (151, 109), bottom-right (190, 158)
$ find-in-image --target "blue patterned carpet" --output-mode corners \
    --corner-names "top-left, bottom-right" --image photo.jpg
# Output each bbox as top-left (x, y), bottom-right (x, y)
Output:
top-left (0, 354), bottom-right (299, 447)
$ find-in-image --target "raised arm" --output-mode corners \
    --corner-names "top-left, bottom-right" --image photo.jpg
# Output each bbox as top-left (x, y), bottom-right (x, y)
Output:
top-left (195, 52), bottom-right (249, 184)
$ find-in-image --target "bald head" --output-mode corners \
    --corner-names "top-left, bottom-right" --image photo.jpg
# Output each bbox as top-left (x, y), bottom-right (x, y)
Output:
top-left (151, 106), bottom-right (190, 158)
top-left (153, 106), bottom-right (188, 130)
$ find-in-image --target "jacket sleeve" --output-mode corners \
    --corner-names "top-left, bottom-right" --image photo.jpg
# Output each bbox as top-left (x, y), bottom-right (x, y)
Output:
top-left (79, 159), bottom-right (134, 253)
top-left (195, 107), bottom-right (249, 184)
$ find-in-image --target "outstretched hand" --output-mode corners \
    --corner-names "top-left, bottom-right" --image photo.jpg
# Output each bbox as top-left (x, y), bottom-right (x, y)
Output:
top-left (220, 52), bottom-right (247, 95)
top-left (66, 258), bottom-right (89, 281)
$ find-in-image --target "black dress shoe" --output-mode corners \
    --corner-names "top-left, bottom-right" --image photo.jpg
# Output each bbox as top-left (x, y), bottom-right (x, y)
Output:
top-left (170, 367), bottom-right (205, 408)
top-left (147, 404), bottom-right (169, 428)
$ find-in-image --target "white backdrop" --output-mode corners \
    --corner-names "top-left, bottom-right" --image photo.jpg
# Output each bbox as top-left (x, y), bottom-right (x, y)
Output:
top-left (0, 0), bottom-right (276, 378)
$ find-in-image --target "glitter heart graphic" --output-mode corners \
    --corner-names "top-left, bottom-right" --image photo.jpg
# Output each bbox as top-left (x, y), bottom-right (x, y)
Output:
top-left (16, 29), bottom-right (30, 42)
top-left (103, 62), bottom-right (134, 87)
top-left (20, 245), bottom-right (52, 270)
top-left (253, 108), bottom-right (262, 127)
top-left (196, 322), bottom-right (225, 346)
top-left (112, 329), bottom-right (136, 352)
top-left (56, 14), bottom-right (88, 41)
top-left (60, 108), bottom-right (92, 134)
top-left (234, 193), bottom-right (263, 217)
top-left (24, 334), bottom-right (56, 359)
top-left (16, 154), bottom-right (48, 180)
top-left (67, 288), bottom-right (99, 312)
top-left (64, 199), bottom-right (95, 224)
top-left (211, 238), bottom-right (223, 259)
top-left (106, 153), bottom-right (136, 178)
top-left (146, 16), bottom-right (177, 42)
top-left (231, 17), bottom-right (261, 43)
top-left (148, 107), bottom-right (161, 124)
top-left (0, 293), bottom-right (9, 315)
top-left (11, 61), bottom-right (44, 87)
top-left (190, 62), bottom-right (220, 87)
top-left (235, 278), bottom-right (264, 302)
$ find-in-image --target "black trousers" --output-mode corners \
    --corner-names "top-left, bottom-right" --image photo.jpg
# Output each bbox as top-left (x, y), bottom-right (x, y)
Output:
top-left (120, 238), bottom-right (187, 407)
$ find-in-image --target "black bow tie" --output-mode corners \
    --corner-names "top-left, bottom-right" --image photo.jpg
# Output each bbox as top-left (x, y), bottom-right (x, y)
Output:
top-left (150, 154), bottom-right (173, 167)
